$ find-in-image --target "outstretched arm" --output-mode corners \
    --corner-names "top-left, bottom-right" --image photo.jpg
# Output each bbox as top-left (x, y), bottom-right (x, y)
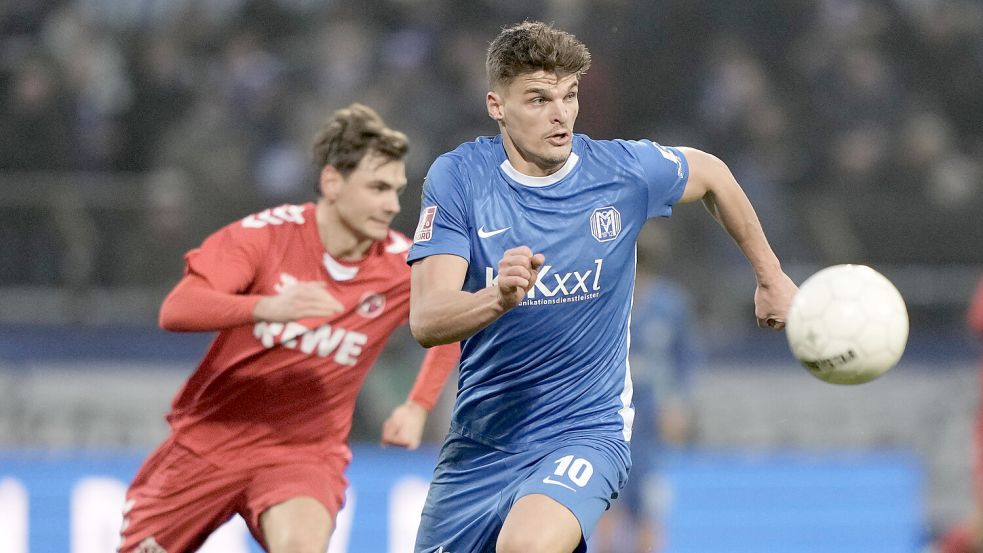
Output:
top-left (380, 342), bottom-right (460, 449)
top-left (160, 273), bottom-right (343, 332)
top-left (409, 248), bottom-right (544, 347)
top-left (678, 147), bottom-right (797, 329)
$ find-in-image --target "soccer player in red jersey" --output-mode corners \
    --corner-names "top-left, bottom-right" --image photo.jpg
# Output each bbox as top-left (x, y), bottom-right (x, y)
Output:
top-left (936, 276), bottom-right (983, 553)
top-left (118, 103), bottom-right (457, 553)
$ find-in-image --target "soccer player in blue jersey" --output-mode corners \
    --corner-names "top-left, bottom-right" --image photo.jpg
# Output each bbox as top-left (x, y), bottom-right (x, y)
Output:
top-left (592, 232), bottom-right (701, 553)
top-left (407, 21), bottom-right (798, 553)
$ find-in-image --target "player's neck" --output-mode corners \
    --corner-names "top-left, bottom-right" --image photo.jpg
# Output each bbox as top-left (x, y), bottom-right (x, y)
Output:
top-left (315, 202), bottom-right (373, 261)
top-left (501, 135), bottom-right (567, 177)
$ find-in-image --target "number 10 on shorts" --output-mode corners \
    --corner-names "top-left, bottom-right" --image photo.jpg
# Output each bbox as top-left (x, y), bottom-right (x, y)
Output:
top-left (552, 455), bottom-right (594, 487)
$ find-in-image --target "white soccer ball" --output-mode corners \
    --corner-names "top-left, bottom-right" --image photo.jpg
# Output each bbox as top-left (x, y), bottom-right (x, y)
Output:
top-left (786, 264), bottom-right (909, 385)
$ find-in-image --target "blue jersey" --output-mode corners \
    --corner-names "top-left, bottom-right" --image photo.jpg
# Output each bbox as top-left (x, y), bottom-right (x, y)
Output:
top-left (408, 134), bottom-right (688, 451)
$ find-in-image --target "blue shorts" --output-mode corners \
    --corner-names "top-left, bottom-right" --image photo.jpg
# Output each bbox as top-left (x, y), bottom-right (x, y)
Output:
top-left (414, 431), bottom-right (630, 553)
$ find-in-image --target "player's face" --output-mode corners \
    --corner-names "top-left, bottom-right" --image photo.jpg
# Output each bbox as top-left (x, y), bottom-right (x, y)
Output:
top-left (333, 152), bottom-right (407, 242)
top-left (488, 70), bottom-right (579, 177)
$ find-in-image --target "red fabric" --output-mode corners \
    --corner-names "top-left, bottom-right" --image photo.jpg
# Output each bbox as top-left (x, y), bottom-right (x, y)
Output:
top-left (161, 203), bottom-right (449, 468)
top-left (937, 523), bottom-right (975, 553)
top-left (120, 437), bottom-right (240, 552)
top-left (120, 436), bottom-right (347, 552)
top-left (933, 279), bottom-right (983, 553)
top-left (969, 278), bottom-right (983, 337)
top-left (239, 459), bottom-right (348, 547)
top-left (409, 343), bottom-right (460, 410)
top-left (159, 273), bottom-right (262, 331)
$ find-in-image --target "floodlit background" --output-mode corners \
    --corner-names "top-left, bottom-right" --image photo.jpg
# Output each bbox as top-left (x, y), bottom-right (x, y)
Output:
top-left (0, 1), bottom-right (980, 551)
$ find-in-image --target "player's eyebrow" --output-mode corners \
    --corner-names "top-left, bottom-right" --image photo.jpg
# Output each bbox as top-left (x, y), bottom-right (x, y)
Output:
top-left (523, 86), bottom-right (551, 96)
top-left (371, 179), bottom-right (408, 191)
top-left (524, 82), bottom-right (578, 96)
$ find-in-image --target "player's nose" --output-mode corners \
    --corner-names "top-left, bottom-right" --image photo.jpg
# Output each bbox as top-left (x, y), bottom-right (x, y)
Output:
top-left (383, 192), bottom-right (401, 214)
top-left (549, 100), bottom-right (569, 123)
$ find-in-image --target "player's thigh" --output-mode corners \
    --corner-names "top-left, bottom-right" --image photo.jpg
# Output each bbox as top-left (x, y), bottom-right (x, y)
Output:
top-left (243, 459), bottom-right (347, 551)
top-left (259, 496), bottom-right (333, 553)
top-left (414, 433), bottom-right (508, 553)
top-left (497, 494), bottom-right (582, 553)
top-left (501, 441), bottom-right (627, 553)
top-left (119, 438), bottom-right (240, 552)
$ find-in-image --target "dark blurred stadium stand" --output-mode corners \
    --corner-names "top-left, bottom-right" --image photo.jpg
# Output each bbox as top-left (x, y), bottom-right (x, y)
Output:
top-left (1, 0), bottom-right (981, 544)
top-left (0, 0), bottom-right (980, 329)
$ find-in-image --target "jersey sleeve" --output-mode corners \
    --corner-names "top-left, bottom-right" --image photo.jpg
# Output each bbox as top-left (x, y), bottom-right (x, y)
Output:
top-left (407, 342), bottom-right (460, 411)
top-left (159, 273), bottom-right (262, 331)
top-left (184, 219), bottom-right (269, 293)
top-left (407, 154), bottom-right (472, 265)
top-left (621, 140), bottom-right (689, 219)
top-left (158, 219), bottom-right (271, 331)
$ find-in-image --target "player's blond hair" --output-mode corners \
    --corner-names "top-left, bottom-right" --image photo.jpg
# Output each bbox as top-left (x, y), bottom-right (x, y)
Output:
top-left (312, 103), bottom-right (408, 182)
top-left (486, 21), bottom-right (591, 88)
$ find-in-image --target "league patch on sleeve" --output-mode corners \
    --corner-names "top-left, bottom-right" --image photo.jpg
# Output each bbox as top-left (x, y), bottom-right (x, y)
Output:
top-left (413, 206), bottom-right (438, 243)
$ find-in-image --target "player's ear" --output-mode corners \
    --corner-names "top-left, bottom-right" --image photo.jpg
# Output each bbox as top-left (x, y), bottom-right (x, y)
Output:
top-left (486, 91), bottom-right (504, 122)
top-left (319, 165), bottom-right (343, 202)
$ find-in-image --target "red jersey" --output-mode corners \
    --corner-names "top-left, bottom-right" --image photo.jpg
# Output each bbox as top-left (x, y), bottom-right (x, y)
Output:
top-left (162, 203), bottom-right (448, 467)
top-left (970, 277), bottom-right (983, 339)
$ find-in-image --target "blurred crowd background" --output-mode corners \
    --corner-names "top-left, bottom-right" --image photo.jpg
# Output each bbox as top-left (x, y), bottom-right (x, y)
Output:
top-left (1, 0), bottom-right (981, 329)
top-left (0, 0), bottom-right (982, 547)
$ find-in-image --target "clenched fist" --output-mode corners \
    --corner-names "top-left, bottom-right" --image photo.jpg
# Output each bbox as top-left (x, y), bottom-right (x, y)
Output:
top-left (495, 246), bottom-right (545, 311)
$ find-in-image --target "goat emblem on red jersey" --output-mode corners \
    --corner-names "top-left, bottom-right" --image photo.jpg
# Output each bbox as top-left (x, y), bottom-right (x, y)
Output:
top-left (357, 292), bottom-right (386, 318)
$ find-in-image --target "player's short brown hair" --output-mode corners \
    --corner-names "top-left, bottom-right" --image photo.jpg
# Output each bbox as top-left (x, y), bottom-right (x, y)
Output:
top-left (486, 21), bottom-right (591, 88)
top-left (312, 103), bottom-right (408, 181)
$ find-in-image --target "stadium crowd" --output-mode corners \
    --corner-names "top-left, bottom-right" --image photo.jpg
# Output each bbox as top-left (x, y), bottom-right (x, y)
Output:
top-left (0, 0), bottom-right (980, 294)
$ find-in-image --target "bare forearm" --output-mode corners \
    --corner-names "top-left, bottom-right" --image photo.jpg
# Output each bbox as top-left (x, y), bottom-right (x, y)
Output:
top-left (411, 286), bottom-right (507, 347)
top-left (703, 183), bottom-right (783, 284)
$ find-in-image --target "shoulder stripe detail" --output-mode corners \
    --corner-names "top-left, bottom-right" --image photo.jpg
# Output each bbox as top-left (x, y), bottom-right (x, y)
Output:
top-left (241, 204), bottom-right (306, 228)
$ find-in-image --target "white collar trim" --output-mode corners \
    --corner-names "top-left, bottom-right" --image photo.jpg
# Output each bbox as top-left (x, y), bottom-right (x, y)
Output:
top-left (499, 152), bottom-right (579, 188)
top-left (323, 253), bottom-right (358, 281)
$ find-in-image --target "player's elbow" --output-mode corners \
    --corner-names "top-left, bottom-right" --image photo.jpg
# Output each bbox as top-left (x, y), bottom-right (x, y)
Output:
top-left (409, 307), bottom-right (451, 348)
top-left (158, 292), bottom-right (192, 332)
top-left (158, 302), bottom-right (183, 332)
top-left (409, 317), bottom-right (442, 348)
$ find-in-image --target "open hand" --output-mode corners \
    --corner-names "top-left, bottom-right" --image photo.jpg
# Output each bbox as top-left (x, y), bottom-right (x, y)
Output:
top-left (253, 281), bottom-right (344, 322)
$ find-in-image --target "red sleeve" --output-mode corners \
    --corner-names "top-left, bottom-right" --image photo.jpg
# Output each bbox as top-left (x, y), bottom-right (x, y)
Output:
top-left (969, 277), bottom-right (983, 337)
top-left (159, 221), bottom-right (269, 332)
top-left (408, 343), bottom-right (460, 411)
top-left (184, 222), bottom-right (267, 293)
top-left (159, 274), bottom-right (263, 331)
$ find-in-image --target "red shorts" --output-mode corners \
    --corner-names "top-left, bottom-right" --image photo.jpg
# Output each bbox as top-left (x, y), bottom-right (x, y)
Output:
top-left (118, 437), bottom-right (348, 552)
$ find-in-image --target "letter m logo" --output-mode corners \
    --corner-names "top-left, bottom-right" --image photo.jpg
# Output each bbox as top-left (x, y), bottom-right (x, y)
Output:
top-left (590, 206), bottom-right (621, 242)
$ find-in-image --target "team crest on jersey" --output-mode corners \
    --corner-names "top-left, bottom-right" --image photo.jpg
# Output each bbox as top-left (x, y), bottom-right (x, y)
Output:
top-left (357, 292), bottom-right (386, 318)
top-left (414, 206), bottom-right (437, 243)
top-left (590, 206), bottom-right (621, 242)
